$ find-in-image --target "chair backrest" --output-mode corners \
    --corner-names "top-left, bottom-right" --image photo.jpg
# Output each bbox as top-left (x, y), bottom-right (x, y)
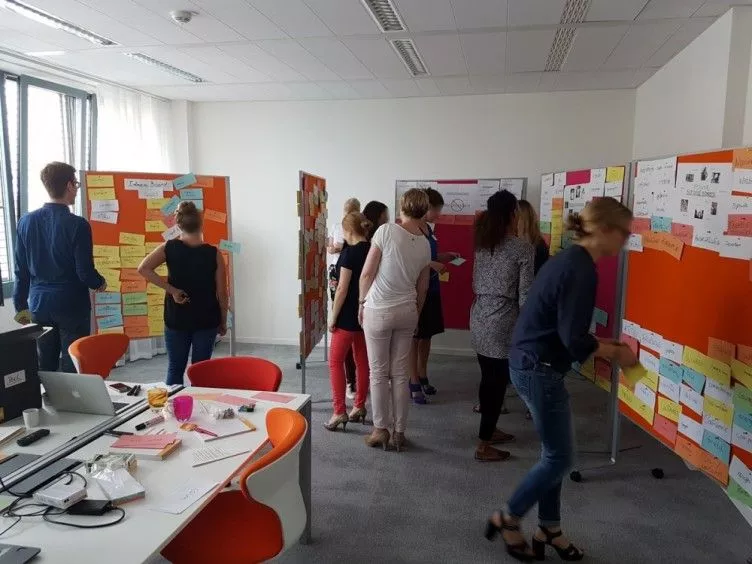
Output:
top-left (240, 408), bottom-right (307, 553)
top-left (187, 356), bottom-right (282, 391)
top-left (68, 334), bottom-right (130, 379)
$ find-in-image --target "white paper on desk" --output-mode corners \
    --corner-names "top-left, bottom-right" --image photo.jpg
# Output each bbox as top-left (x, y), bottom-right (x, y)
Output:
top-left (191, 445), bottom-right (250, 467)
top-left (152, 478), bottom-right (218, 515)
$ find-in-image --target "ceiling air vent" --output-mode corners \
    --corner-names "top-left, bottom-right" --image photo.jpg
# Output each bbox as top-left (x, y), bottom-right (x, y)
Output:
top-left (544, 0), bottom-right (592, 72)
top-left (361, 0), bottom-right (406, 32)
top-left (390, 39), bottom-right (428, 77)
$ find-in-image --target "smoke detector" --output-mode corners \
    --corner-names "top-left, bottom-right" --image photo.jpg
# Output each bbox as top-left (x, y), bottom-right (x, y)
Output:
top-left (169, 10), bottom-right (196, 24)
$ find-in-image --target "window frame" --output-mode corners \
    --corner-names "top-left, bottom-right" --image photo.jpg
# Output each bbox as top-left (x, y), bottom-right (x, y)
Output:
top-left (1, 70), bottom-right (97, 300)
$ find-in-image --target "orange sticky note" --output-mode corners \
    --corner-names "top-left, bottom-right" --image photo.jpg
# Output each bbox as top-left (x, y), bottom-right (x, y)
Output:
top-left (671, 223), bottom-right (694, 246)
top-left (708, 337), bottom-right (735, 364)
top-left (737, 344), bottom-right (752, 366)
top-left (733, 147), bottom-right (752, 169)
top-left (675, 435), bottom-right (703, 466)
top-left (658, 233), bottom-right (683, 260)
top-left (194, 176), bottom-right (215, 188)
top-left (122, 280), bottom-right (147, 293)
top-left (204, 209), bottom-right (226, 223)
top-left (697, 449), bottom-right (729, 485)
top-left (125, 326), bottom-right (150, 339)
top-left (642, 231), bottom-right (662, 250)
top-left (120, 269), bottom-right (141, 281)
top-left (124, 316), bottom-right (148, 329)
top-left (145, 209), bottom-right (163, 221)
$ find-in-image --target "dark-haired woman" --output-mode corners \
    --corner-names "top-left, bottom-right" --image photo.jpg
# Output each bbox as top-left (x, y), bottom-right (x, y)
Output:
top-left (362, 200), bottom-right (389, 240)
top-left (470, 190), bottom-right (533, 462)
top-left (138, 201), bottom-right (228, 386)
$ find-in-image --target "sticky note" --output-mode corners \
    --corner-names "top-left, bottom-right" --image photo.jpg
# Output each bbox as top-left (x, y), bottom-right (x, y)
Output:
top-left (635, 380), bottom-right (656, 409)
top-left (728, 478), bottom-right (752, 507)
top-left (734, 385), bottom-right (752, 413)
top-left (204, 209), bottom-right (226, 223)
top-left (145, 242), bottom-right (161, 254)
top-left (123, 303), bottom-right (148, 316)
top-left (145, 220), bottom-right (166, 232)
top-left (659, 375), bottom-right (681, 403)
top-left (94, 292), bottom-right (121, 305)
top-left (145, 209), bottom-right (164, 221)
top-left (679, 414), bottom-right (704, 444)
top-left (120, 232), bottom-right (145, 246)
top-left (90, 211), bottom-right (118, 224)
top-left (179, 188), bottom-right (203, 200)
top-left (119, 245), bottom-right (145, 258)
top-left (659, 357), bottom-right (683, 384)
top-left (653, 413), bottom-right (678, 445)
top-left (149, 319), bottom-right (164, 334)
top-left (731, 358), bottom-right (752, 390)
top-left (682, 366), bottom-right (706, 393)
top-left (121, 256), bottom-right (143, 268)
top-left (162, 225), bottom-right (181, 241)
top-left (683, 347), bottom-right (731, 387)
top-left (146, 294), bottom-right (163, 307)
top-left (124, 316), bottom-right (148, 329)
top-left (736, 410), bottom-right (752, 434)
top-left (219, 239), bottom-right (241, 254)
top-left (706, 379), bottom-right (733, 406)
top-left (605, 166), bottom-right (624, 183)
top-left (173, 173), bottom-right (197, 190)
top-left (639, 349), bottom-right (660, 374)
top-left (657, 396), bottom-right (681, 423)
top-left (147, 283), bottom-right (164, 295)
top-left (732, 424), bottom-right (752, 454)
top-left (122, 280), bottom-right (147, 293)
top-left (119, 269), bottom-right (140, 281)
top-left (93, 245), bottom-right (120, 259)
top-left (95, 304), bottom-right (121, 317)
top-left (705, 396), bottom-right (734, 427)
top-left (100, 326), bottom-right (124, 335)
top-left (642, 370), bottom-right (659, 392)
top-left (640, 328), bottom-right (663, 354)
top-left (194, 176), bottom-right (215, 188)
top-left (621, 364), bottom-right (647, 389)
top-left (618, 384), bottom-right (654, 425)
top-left (680, 383), bottom-right (704, 415)
top-left (97, 314), bottom-right (124, 330)
top-left (593, 307), bottom-right (607, 327)
top-left (89, 187), bottom-right (116, 200)
top-left (122, 292), bottom-right (147, 305)
top-left (661, 340), bottom-right (684, 364)
top-left (99, 269), bottom-right (120, 287)
top-left (145, 198), bottom-right (170, 210)
top-left (438, 272), bottom-right (449, 282)
top-left (147, 304), bottom-right (162, 318)
top-left (709, 338), bottom-right (735, 363)
top-left (104, 281), bottom-right (121, 293)
top-left (125, 326), bottom-right (150, 339)
top-left (621, 334), bottom-right (639, 356)
top-left (86, 174), bottom-right (114, 187)
top-left (155, 264), bottom-right (167, 276)
top-left (697, 448), bottom-right (729, 485)
top-left (675, 435), bottom-right (704, 466)
top-left (650, 216), bottom-right (672, 233)
top-left (161, 196), bottom-right (180, 216)
top-left (95, 256), bottom-right (121, 270)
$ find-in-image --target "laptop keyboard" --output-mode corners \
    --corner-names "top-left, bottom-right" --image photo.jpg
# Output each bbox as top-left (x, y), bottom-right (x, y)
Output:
top-left (112, 401), bottom-right (129, 413)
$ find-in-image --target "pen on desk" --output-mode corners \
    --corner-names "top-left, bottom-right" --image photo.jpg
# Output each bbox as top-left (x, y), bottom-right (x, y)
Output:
top-left (135, 414), bottom-right (165, 431)
top-left (239, 416), bottom-right (255, 431)
top-left (105, 430), bottom-right (134, 437)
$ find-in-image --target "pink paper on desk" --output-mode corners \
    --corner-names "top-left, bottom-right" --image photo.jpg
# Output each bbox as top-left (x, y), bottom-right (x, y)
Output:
top-left (253, 392), bottom-right (295, 404)
top-left (215, 394), bottom-right (251, 406)
top-left (111, 433), bottom-right (177, 449)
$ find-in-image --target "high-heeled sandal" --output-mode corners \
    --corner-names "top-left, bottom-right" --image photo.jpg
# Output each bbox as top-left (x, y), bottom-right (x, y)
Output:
top-left (364, 428), bottom-right (390, 450)
top-left (323, 413), bottom-right (348, 432)
top-left (391, 431), bottom-right (406, 452)
top-left (409, 383), bottom-right (427, 405)
top-left (484, 514), bottom-right (534, 562)
top-left (419, 378), bottom-right (436, 395)
top-left (531, 526), bottom-right (584, 561)
top-left (348, 406), bottom-right (367, 423)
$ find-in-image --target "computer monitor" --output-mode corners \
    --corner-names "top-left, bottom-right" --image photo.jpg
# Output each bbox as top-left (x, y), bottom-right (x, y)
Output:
top-left (0, 325), bottom-right (46, 423)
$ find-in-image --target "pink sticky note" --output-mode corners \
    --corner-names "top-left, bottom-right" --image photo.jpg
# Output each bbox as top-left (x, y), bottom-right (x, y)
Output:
top-left (216, 393), bottom-right (251, 406)
top-left (620, 334), bottom-right (639, 356)
top-left (253, 391), bottom-right (296, 404)
top-left (727, 214), bottom-right (752, 236)
top-left (737, 344), bottom-right (752, 366)
top-left (671, 223), bottom-right (694, 246)
top-left (653, 414), bottom-right (678, 446)
top-left (632, 217), bottom-right (651, 235)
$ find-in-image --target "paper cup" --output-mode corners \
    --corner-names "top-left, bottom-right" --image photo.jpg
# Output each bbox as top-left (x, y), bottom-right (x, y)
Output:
top-left (23, 408), bottom-right (40, 428)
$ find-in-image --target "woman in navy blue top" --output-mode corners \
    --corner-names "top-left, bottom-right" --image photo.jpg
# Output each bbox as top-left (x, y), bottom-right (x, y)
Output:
top-left (485, 198), bottom-right (637, 562)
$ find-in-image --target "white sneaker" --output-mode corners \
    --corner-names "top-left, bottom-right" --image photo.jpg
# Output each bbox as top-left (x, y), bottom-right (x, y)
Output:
top-left (346, 383), bottom-right (356, 400)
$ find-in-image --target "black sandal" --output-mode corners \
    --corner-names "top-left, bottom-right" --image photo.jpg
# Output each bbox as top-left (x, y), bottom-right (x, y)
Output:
top-left (531, 526), bottom-right (584, 561)
top-left (484, 514), bottom-right (534, 562)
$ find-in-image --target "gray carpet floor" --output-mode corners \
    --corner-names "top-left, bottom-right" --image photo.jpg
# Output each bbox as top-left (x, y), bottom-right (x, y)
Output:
top-left (113, 343), bottom-right (752, 563)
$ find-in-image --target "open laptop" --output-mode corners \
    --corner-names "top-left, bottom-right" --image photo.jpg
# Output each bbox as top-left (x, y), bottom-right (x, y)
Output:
top-left (38, 372), bottom-right (129, 415)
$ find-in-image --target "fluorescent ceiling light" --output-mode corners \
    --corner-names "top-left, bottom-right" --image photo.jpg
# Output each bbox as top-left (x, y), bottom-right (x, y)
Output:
top-left (361, 0), bottom-right (405, 32)
top-left (124, 53), bottom-right (206, 83)
top-left (25, 50), bottom-right (66, 56)
top-left (0, 0), bottom-right (117, 46)
top-left (545, 0), bottom-right (592, 72)
top-left (390, 39), bottom-right (428, 77)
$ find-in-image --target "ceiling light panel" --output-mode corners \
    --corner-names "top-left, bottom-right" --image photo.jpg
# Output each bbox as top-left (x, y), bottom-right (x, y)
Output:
top-left (390, 39), bottom-right (429, 77)
top-left (361, 0), bottom-right (406, 32)
top-left (124, 52), bottom-right (206, 83)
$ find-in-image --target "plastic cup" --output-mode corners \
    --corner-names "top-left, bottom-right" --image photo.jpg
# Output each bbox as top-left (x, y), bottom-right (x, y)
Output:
top-left (147, 387), bottom-right (169, 409)
top-left (173, 395), bottom-right (194, 422)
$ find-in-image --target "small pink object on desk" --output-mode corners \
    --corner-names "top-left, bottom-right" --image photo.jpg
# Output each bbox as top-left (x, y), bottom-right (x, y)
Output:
top-left (253, 392), bottom-right (296, 404)
top-left (111, 433), bottom-right (178, 449)
top-left (173, 396), bottom-right (194, 422)
top-left (215, 394), bottom-right (250, 406)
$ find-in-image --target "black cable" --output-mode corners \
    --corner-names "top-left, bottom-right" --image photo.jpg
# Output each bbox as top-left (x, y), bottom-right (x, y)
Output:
top-left (43, 505), bottom-right (125, 528)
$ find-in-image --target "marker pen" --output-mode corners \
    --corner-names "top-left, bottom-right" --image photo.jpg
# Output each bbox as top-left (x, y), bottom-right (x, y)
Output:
top-left (135, 414), bottom-right (165, 431)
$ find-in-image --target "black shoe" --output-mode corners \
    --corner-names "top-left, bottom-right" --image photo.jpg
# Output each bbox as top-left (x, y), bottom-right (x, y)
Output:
top-left (531, 526), bottom-right (584, 561)
top-left (420, 378), bottom-right (436, 395)
top-left (485, 514), bottom-right (534, 562)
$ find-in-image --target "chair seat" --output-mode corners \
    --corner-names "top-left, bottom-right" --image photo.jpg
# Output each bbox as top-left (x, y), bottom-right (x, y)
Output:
top-left (162, 491), bottom-right (283, 563)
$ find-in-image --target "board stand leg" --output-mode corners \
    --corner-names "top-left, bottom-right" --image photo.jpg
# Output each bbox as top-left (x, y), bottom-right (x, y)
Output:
top-left (297, 332), bottom-right (328, 395)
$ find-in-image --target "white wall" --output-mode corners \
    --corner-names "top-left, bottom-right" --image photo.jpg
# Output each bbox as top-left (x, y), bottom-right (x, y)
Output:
top-left (191, 90), bottom-right (635, 350)
top-left (633, 10), bottom-right (734, 159)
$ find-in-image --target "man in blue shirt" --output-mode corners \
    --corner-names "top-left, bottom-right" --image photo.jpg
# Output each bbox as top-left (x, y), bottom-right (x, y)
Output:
top-left (14, 162), bottom-right (106, 372)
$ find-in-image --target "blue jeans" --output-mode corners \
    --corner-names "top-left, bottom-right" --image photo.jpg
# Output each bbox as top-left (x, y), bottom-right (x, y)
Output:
top-left (164, 327), bottom-right (218, 386)
top-left (506, 365), bottom-right (574, 527)
top-left (32, 309), bottom-right (91, 373)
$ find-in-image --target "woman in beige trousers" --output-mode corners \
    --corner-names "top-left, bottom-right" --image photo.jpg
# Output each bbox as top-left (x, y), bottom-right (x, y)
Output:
top-left (358, 189), bottom-right (432, 452)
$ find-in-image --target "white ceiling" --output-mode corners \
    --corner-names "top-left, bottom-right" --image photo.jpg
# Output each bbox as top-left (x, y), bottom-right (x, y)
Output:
top-left (0, 0), bottom-right (746, 101)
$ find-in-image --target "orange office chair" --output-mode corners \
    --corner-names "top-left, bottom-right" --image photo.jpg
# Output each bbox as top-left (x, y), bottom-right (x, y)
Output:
top-left (68, 334), bottom-right (130, 379)
top-left (187, 356), bottom-right (282, 391)
top-left (162, 408), bottom-right (308, 563)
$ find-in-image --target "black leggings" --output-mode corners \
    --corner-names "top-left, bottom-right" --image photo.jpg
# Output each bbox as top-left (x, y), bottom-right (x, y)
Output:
top-left (477, 354), bottom-right (510, 441)
top-left (345, 348), bottom-right (356, 388)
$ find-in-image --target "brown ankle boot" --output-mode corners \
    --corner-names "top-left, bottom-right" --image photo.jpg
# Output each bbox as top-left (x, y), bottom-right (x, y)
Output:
top-left (475, 441), bottom-right (510, 462)
top-left (365, 428), bottom-right (390, 450)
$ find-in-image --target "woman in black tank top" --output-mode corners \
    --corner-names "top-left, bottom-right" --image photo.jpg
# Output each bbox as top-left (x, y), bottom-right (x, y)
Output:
top-left (138, 201), bottom-right (229, 385)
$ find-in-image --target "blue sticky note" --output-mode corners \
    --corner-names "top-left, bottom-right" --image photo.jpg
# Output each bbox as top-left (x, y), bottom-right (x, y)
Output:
top-left (95, 304), bottom-right (121, 317)
top-left (161, 195), bottom-right (180, 216)
top-left (184, 198), bottom-right (203, 210)
top-left (219, 239), bottom-right (241, 254)
top-left (95, 292), bottom-right (121, 304)
top-left (593, 307), bottom-right (608, 327)
top-left (735, 410), bottom-right (752, 434)
top-left (659, 357), bottom-right (683, 384)
top-left (650, 216), bottom-right (672, 232)
top-left (179, 188), bottom-right (203, 200)
top-left (701, 429), bottom-right (731, 463)
top-left (173, 173), bottom-right (197, 190)
top-left (97, 314), bottom-right (124, 330)
top-left (682, 366), bottom-right (705, 393)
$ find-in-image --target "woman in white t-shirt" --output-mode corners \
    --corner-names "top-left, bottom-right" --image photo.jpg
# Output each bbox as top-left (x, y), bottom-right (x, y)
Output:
top-left (358, 189), bottom-right (432, 452)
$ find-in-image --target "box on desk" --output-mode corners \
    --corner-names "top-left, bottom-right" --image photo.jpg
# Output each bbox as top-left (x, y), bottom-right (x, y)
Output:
top-left (0, 325), bottom-right (47, 423)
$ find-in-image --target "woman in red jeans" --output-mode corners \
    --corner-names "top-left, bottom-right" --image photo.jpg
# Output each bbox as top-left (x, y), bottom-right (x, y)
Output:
top-left (325, 212), bottom-right (372, 431)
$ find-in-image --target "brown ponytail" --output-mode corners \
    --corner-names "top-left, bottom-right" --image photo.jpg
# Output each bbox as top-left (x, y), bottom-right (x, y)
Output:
top-left (175, 200), bottom-right (202, 234)
top-left (568, 198), bottom-right (632, 241)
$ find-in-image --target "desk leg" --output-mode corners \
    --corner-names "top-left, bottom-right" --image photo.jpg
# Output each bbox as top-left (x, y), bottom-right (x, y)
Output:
top-left (300, 399), bottom-right (312, 544)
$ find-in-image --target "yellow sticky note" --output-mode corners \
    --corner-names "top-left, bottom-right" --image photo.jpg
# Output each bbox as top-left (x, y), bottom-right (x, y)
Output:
top-left (100, 268), bottom-right (120, 285)
top-left (683, 347), bottom-right (731, 387)
top-left (148, 319), bottom-right (164, 335)
top-left (145, 242), bottom-right (161, 254)
top-left (94, 256), bottom-right (121, 270)
top-left (643, 371), bottom-right (659, 392)
top-left (438, 272), bottom-right (449, 283)
top-left (100, 326), bottom-right (124, 334)
top-left (621, 364), bottom-right (647, 389)
top-left (93, 245), bottom-right (120, 259)
top-left (147, 283), bottom-right (164, 295)
top-left (155, 265), bottom-right (167, 276)
top-left (89, 187), bottom-right (116, 200)
top-left (86, 174), bottom-right (114, 188)
top-left (704, 396), bottom-right (733, 426)
top-left (618, 384), bottom-right (654, 425)
top-left (147, 294), bottom-right (163, 306)
top-left (120, 245), bottom-right (145, 258)
top-left (145, 220), bottom-right (165, 232)
top-left (731, 358), bottom-right (752, 389)
top-left (105, 280), bottom-right (121, 292)
top-left (120, 256), bottom-right (142, 268)
top-left (605, 166), bottom-right (624, 183)
top-left (657, 396), bottom-right (681, 423)
top-left (148, 304), bottom-right (162, 318)
top-left (146, 198), bottom-right (170, 210)
top-left (120, 232), bottom-right (145, 246)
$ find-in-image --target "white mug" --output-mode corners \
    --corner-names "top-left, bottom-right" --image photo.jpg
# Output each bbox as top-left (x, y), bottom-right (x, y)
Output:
top-left (23, 408), bottom-right (40, 428)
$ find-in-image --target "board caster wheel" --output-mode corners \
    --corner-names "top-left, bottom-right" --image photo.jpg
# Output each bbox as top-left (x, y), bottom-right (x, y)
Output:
top-left (651, 468), bottom-right (664, 479)
top-left (569, 470), bottom-right (582, 482)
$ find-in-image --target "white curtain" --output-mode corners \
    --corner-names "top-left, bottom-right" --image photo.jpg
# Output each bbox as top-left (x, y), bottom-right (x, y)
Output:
top-left (96, 85), bottom-right (175, 173)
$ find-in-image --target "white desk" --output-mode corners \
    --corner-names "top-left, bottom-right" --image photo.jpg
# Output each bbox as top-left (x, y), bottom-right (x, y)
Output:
top-left (0, 387), bottom-right (312, 563)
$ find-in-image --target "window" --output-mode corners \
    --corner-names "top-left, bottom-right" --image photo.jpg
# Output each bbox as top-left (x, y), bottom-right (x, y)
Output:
top-left (0, 72), bottom-right (96, 299)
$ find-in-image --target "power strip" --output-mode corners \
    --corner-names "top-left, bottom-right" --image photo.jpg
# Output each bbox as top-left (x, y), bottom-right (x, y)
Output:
top-left (32, 481), bottom-right (87, 510)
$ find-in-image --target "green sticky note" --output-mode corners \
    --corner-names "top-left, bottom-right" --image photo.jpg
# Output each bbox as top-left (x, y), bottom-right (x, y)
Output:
top-left (539, 220), bottom-right (551, 234)
top-left (123, 303), bottom-right (148, 316)
top-left (122, 292), bottom-right (147, 305)
top-left (734, 385), bottom-right (752, 413)
top-left (728, 478), bottom-right (752, 508)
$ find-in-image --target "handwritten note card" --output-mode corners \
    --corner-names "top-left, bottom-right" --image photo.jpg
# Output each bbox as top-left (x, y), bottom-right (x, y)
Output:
top-left (120, 232), bottom-right (145, 246)
top-left (204, 209), bottom-right (226, 223)
top-left (89, 188), bottom-right (116, 200)
top-left (179, 188), bottom-right (203, 200)
top-left (219, 239), bottom-right (241, 254)
top-left (173, 173), bottom-right (197, 190)
top-left (86, 174), bottom-right (114, 187)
